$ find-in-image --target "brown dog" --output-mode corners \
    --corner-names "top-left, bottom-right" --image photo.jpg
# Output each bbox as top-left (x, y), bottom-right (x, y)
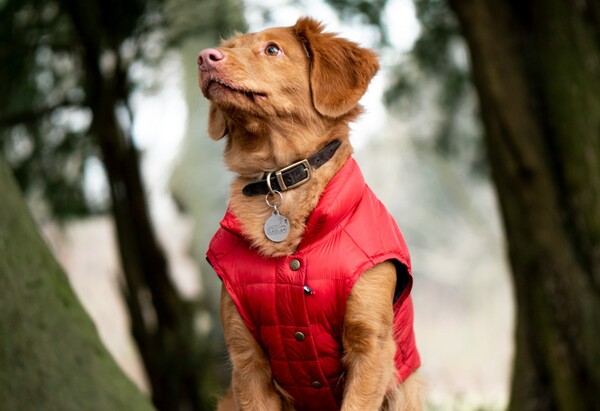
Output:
top-left (199, 17), bottom-right (424, 411)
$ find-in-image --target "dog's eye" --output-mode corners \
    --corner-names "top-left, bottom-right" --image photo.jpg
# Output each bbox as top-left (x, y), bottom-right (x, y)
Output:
top-left (265, 44), bottom-right (281, 56)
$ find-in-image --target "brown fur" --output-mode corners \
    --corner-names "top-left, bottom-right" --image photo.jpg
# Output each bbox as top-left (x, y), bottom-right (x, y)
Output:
top-left (198, 17), bottom-right (424, 410)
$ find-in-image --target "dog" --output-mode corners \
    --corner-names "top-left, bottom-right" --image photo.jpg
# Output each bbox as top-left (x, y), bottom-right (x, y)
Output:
top-left (199, 17), bottom-right (423, 411)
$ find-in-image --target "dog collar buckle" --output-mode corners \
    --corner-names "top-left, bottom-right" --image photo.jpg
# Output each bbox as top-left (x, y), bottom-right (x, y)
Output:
top-left (276, 159), bottom-right (311, 191)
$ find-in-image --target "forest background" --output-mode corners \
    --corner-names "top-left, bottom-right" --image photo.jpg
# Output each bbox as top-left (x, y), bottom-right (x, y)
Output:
top-left (1, 0), bottom-right (598, 410)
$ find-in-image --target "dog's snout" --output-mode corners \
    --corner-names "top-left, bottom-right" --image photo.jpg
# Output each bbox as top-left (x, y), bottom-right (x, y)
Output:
top-left (198, 48), bottom-right (225, 69)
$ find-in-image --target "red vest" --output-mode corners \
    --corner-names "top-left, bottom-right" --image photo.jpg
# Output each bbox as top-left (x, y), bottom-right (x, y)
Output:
top-left (207, 158), bottom-right (420, 411)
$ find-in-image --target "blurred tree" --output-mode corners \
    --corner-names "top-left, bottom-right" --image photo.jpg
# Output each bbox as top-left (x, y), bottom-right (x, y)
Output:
top-left (0, 0), bottom-right (244, 409)
top-left (0, 156), bottom-right (154, 411)
top-left (446, 2), bottom-right (600, 410)
top-left (326, 0), bottom-right (600, 409)
top-left (384, 0), bottom-right (483, 171)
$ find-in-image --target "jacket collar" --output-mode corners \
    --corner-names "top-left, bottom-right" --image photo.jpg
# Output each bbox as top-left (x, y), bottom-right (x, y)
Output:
top-left (299, 158), bottom-right (365, 247)
top-left (219, 157), bottom-right (365, 248)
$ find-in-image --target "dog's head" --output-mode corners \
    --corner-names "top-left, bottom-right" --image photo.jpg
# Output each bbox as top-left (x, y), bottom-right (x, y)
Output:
top-left (197, 17), bottom-right (379, 141)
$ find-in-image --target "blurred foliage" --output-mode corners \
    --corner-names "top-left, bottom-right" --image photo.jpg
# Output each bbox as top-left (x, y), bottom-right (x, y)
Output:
top-left (325, 0), bottom-right (390, 42)
top-left (325, 0), bottom-right (487, 175)
top-left (386, 0), bottom-right (476, 157)
top-left (0, 0), bottom-right (94, 218)
top-left (0, 0), bottom-right (243, 221)
top-left (167, 0), bottom-right (246, 44)
top-left (0, 0), bottom-right (165, 219)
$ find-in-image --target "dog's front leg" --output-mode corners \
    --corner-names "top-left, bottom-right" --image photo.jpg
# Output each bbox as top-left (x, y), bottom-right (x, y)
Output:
top-left (341, 262), bottom-right (398, 411)
top-left (219, 286), bottom-right (284, 410)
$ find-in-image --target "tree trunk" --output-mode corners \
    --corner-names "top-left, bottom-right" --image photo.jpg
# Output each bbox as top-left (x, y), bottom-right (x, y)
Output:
top-left (92, 94), bottom-right (204, 411)
top-left (0, 157), bottom-right (155, 411)
top-left (446, 1), bottom-right (600, 410)
top-left (57, 1), bottom-right (209, 409)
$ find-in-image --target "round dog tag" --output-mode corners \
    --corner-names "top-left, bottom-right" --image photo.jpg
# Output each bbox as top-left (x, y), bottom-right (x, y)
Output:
top-left (264, 210), bottom-right (290, 242)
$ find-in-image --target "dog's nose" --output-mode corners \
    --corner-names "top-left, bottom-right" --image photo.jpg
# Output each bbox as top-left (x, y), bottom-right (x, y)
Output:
top-left (197, 48), bottom-right (225, 69)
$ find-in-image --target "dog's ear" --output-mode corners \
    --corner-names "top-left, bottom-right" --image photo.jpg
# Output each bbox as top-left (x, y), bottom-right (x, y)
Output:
top-left (293, 17), bottom-right (379, 118)
top-left (208, 104), bottom-right (228, 140)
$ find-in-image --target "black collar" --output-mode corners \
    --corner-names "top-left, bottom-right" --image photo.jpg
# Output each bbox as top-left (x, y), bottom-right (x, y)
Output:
top-left (242, 140), bottom-right (342, 197)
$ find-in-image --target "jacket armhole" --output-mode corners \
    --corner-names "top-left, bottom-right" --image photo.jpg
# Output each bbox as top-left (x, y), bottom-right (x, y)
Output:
top-left (390, 259), bottom-right (412, 304)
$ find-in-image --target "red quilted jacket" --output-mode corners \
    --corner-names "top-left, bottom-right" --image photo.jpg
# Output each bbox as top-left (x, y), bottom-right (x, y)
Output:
top-left (207, 158), bottom-right (420, 410)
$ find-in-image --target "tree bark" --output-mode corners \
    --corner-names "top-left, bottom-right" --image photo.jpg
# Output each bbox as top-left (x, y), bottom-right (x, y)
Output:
top-left (447, 1), bottom-right (600, 410)
top-left (0, 157), bottom-right (155, 411)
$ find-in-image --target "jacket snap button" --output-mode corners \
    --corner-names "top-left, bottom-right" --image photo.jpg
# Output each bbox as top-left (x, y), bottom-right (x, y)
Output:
top-left (311, 381), bottom-right (323, 388)
top-left (294, 331), bottom-right (305, 342)
top-left (290, 259), bottom-right (301, 271)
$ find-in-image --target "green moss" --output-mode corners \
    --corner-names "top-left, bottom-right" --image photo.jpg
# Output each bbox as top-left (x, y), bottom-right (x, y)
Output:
top-left (0, 159), bottom-right (155, 411)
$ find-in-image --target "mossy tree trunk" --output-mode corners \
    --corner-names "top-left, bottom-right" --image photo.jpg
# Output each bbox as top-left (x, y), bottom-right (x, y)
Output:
top-left (447, 1), bottom-right (600, 410)
top-left (0, 157), bottom-right (155, 411)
